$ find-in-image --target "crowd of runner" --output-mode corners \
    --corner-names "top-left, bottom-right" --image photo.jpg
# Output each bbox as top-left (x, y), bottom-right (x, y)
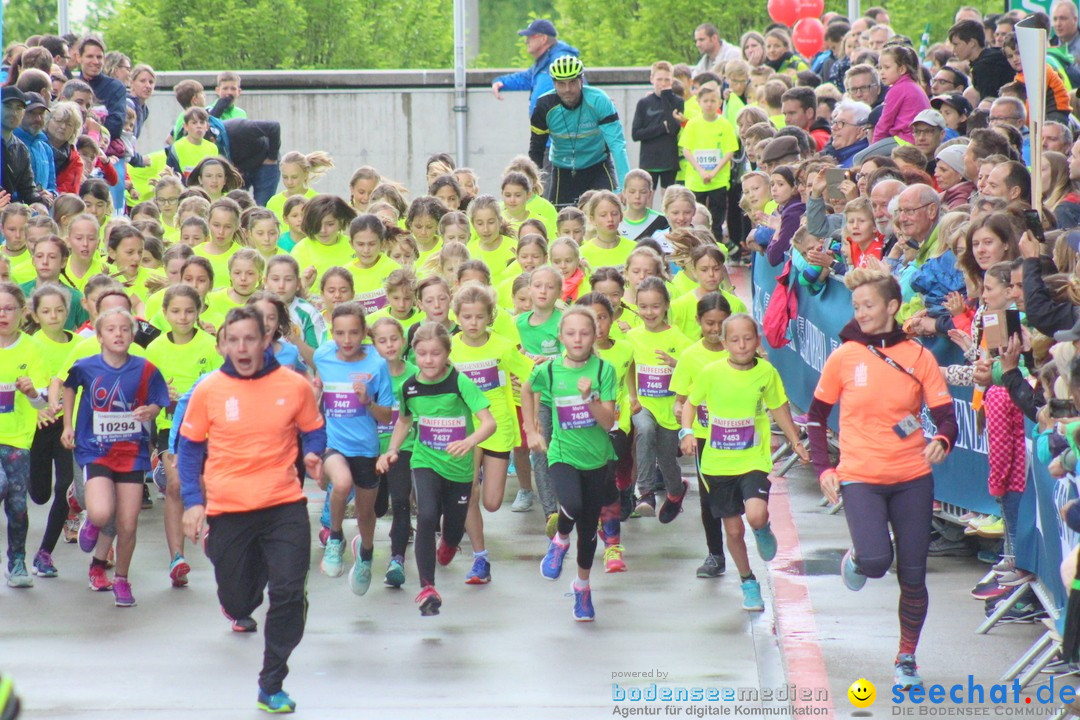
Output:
top-left (4, 3), bottom-right (1080, 713)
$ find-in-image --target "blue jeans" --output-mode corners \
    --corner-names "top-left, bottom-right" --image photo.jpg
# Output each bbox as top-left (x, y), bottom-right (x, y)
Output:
top-left (1000, 491), bottom-right (1022, 559)
top-left (246, 164), bottom-right (281, 208)
top-left (109, 160), bottom-right (127, 213)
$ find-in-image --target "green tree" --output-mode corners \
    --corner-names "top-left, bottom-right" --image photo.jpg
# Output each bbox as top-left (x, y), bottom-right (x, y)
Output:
top-left (3, 0), bottom-right (60, 40)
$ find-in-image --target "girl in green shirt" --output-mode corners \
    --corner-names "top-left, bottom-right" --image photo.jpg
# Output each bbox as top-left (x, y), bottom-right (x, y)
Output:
top-left (523, 306), bottom-right (618, 622)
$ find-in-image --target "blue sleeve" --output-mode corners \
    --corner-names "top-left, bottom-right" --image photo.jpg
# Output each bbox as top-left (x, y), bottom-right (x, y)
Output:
top-left (300, 425), bottom-right (326, 458)
top-left (147, 368), bottom-right (171, 409)
top-left (102, 81), bottom-right (127, 142)
top-left (177, 436), bottom-right (207, 509)
top-left (63, 362), bottom-right (81, 391)
top-left (494, 68), bottom-right (534, 92)
top-left (168, 377), bottom-right (203, 454)
top-left (375, 364), bottom-right (394, 407)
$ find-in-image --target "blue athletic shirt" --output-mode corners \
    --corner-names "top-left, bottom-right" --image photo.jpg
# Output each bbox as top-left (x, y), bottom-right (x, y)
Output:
top-left (313, 342), bottom-right (394, 458)
top-left (64, 354), bottom-right (170, 471)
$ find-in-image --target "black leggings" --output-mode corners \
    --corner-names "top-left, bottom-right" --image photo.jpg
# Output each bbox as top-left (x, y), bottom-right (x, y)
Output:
top-left (841, 474), bottom-right (934, 656)
top-left (696, 438), bottom-right (725, 557)
top-left (381, 451), bottom-right (412, 558)
top-left (30, 418), bottom-right (75, 554)
top-left (550, 462), bottom-right (618, 571)
top-left (413, 467), bottom-right (472, 588)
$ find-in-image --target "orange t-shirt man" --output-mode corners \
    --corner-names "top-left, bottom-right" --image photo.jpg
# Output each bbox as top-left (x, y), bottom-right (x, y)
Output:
top-left (181, 365), bottom-right (324, 515)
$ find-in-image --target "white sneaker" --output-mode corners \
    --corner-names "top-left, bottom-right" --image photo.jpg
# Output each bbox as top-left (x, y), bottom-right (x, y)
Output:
top-left (511, 490), bottom-right (534, 512)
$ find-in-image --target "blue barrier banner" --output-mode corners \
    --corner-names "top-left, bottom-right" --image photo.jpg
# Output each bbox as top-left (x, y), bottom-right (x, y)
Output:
top-left (750, 257), bottom-right (995, 514)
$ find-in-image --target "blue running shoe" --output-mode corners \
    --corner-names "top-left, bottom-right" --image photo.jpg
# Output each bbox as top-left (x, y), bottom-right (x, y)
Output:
top-left (465, 555), bottom-right (491, 584)
top-left (384, 556), bottom-right (405, 588)
top-left (753, 522), bottom-right (778, 562)
top-left (894, 654), bottom-right (923, 690)
top-left (841, 547), bottom-right (867, 592)
top-left (349, 536), bottom-right (372, 596)
top-left (741, 578), bottom-right (764, 612)
top-left (257, 689), bottom-right (296, 714)
top-left (571, 583), bottom-right (595, 622)
top-left (541, 539), bottom-right (569, 580)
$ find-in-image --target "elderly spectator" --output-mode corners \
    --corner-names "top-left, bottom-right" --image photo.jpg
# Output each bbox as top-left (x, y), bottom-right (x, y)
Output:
top-left (934, 145), bottom-right (976, 209)
top-left (693, 24), bottom-right (741, 75)
top-left (989, 96), bottom-right (1030, 163)
top-left (1052, 0), bottom-right (1080, 62)
top-left (13, 91), bottom-right (54, 196)
top-left (955, 6), bottom-right (984, 23)
top-left (44, 100), bottom-right (83, 194)
top-left (1046, 121), bottom-right (1073, 154)
top-left (895, 184), bottom-right (942, 261)
top-left (984, 160), bottom-right (1031, 204)
top-left (491, 20), bottom-right (579, 116)
top-left (866, 25), bottom-right (892, 52)
top-left (823, 99), bottom-right (870, 168)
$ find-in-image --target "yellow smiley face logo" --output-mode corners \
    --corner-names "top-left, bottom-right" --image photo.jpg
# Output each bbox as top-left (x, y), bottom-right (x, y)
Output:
top-left (848, 678), bottom-right (876, 708)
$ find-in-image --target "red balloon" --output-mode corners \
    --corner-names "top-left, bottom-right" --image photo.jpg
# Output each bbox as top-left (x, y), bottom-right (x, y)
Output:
top-left (797, 0), bottom-right (825, 19)
top-left (792, 18), bottom-right (826, 58)
top-left (768, 0), bottom-right (800, 27)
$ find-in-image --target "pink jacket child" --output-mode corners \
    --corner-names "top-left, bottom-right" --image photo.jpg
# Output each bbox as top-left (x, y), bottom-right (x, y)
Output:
top-left (872, 48), bottom-right (931, 145)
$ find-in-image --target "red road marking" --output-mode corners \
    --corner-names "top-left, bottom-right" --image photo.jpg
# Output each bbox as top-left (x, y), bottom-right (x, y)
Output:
top-left (768, 473), bottom-right (835, 714)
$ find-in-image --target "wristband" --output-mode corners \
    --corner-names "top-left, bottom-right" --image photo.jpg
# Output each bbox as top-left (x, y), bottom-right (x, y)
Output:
top-left (678, 428), bottom-right (695, 441)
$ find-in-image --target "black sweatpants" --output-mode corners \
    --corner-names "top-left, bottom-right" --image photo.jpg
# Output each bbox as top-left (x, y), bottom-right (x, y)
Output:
top-left (550, 461), bottom-right (618, 571)
top-left (30, 418), bottom-right (75, 553)
top-left (413, 467), bottom-right (472, 588)
top-left (383, 451), bottom-right (412, 558)
top-left (206, 500), bottom-right (310, 695)
top-left (693, 187), bottom-right (728, 246)
top-left (548, 158), bottom-right (617, 208)
top-left (696, 438), bottom-right (725, 557)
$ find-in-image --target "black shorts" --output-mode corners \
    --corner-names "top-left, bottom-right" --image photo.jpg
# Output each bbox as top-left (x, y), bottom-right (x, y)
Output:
top-left (648, 169), bottom-right (676, 189)
top-left (701, 470), bottom-right (770, 519)
top-left (548, 159), bottom-right (616, 208)
top-left (85, 462), bottom-right (145, 485)
top-left (155, 428), bottom-right (170, 454)
top-left (482, 449), bottom-right (510, 460)
top-left (324, 451), bottom-right (379, 490)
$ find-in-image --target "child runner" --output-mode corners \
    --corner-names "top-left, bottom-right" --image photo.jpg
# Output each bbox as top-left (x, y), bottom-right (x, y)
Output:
top-left (243, 208), bottom-right (283, 262)
top-left (384, 227), bottom-right (419, 270)
top-left (367, 268), bottom-right (426, 338)
top-left (0, 283), bottom-right (49, 587)
top-left (376, 322), bottom-right (495, 616)
top-left (145, 285), bottom-right (221, 587)
top-left (578, 292), bottom-right (632, 568)
top-left (406, 196), bottom-right (448, 272)
top-left (266, 151), bottom-right (334, 232)
top-left (680, 313), bottom-right (808, 611)
top-left (500, 171), bottom-right (548, 237)
top-left (467, 195), bottom-right (516, 284)
top-left (349, 166), bottom-right (381, 212)
top-left (205, 249), bottom-right (264, 320)
top-left (28, 285), bottom-right (77, 577)
top-left (669, 244), bottom-right (747, 340)
top-left (62, 307), bottom-right (170, 606)
top-left (590, 267), bottom-right (639, 341)
top-left (345, 214), bottom-right (401, 317)
top-left (20, 234), bottom-right (88, 331)
top-left (0, 205), bottom-right (33, 285)
top-left (369, 317), bottom-right (417, 587)
top-left (627, 277), bottom-right (692, 519)
top-left (670, 292), bottom-right (731, 578)
top-left (452, 282), bottom-right (536, 584)
top-left (523, 306), bottom-right (618, 621)
top-left (65, 213), bottom-right (106, 292)
top-left (317, 267), bottom-right (355, 341)
top-left (406, 276), bottom-right (457, 361)
top-left (550, 238), bottom-right (591, 303)
top-left (619, 170), bottom-right (669, 241)
top-left (496, 234), bottom-right (547, 311)
top-left (430, 175), bottom-right (464, 212)
top-left (248, 291), bottom-right (309, 373)
top-left (278, 196), bottom-right (308, 253)
top-left (505, 156), bottom-right (558, 233)
top-left (438, 212), bottom-right (471, 247)
top-left (581, 192), bottom-right (636, 270)
top-left (517, 265), bottom-right (566, 535)
top-left (314, 302), bottom-right (394, 595)
top-left (193, 198), bottom-right (243, 289)
top-left (291, 194), bottom-right (357, 289)
top-left (265, 255), bottom-right (325, 353)
top-left (556, 207), bottom-right (586, 246)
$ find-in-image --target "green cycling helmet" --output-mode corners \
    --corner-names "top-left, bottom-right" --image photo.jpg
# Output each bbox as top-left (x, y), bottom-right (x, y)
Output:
top-left (550, 55), bottom-right (584, 81)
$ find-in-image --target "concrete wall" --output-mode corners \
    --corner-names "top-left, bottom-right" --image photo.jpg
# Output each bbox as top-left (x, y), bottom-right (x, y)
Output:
top-left (137, 69), bottom-right (652, 199)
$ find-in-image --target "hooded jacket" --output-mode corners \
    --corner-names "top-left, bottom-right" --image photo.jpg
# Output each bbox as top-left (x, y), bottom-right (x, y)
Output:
top-left (493, 40), bottom-right (581, 116)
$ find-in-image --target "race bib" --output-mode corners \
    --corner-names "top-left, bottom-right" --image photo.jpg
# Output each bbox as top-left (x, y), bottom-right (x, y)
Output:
top-left (377, 405), bottom-right (398, 435)
top-left (555, 395), bottom-right (596, 430)
top-left (637, 364), bottom-right (673, 398)
top-left (457, 361), bottom-right (503, 393)
top-left (418, 416), bottom-right (466, 451)
top-left (323, 382), bottom-right (364, 419)
top-left (0, 383), bottom-right (15, 414)
top-left (93, 411), bottom-right (141, 442)
top-left (696, 404), bottom-right (709, 429)
top-left (355, 289), bottom-right (388, 316)
top-left (709, 417), bottom-right (758, 451)
top-left (695, 149), bottom-right (720, 172)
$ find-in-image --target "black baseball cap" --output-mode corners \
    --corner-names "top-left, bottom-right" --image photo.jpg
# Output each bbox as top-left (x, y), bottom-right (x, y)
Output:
top-left (0, 87), bottom-right (29, 106)
top-left (518, 19), bottom-right (557, 37)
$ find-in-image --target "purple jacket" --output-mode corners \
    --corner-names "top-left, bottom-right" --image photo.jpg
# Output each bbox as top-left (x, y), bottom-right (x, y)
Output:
top-left (872, 75), bottom-right (930, 145)
top-left (766, 199), bottom-right (805, 266)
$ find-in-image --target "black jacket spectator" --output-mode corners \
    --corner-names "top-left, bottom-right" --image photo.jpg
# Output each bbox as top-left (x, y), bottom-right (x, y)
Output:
top-left (1022, 256), bottom-right (1079, 336)
top-left (970, 47), bottom-right (1014, 102)
top-left (631, 89), bottom-right (684, 173)
top-left (2, 134), bottom-right (45, 205)
top-left (84, 73), bottom-right (127, 148)
top-left (224, 119), bottom-right (282, 180)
